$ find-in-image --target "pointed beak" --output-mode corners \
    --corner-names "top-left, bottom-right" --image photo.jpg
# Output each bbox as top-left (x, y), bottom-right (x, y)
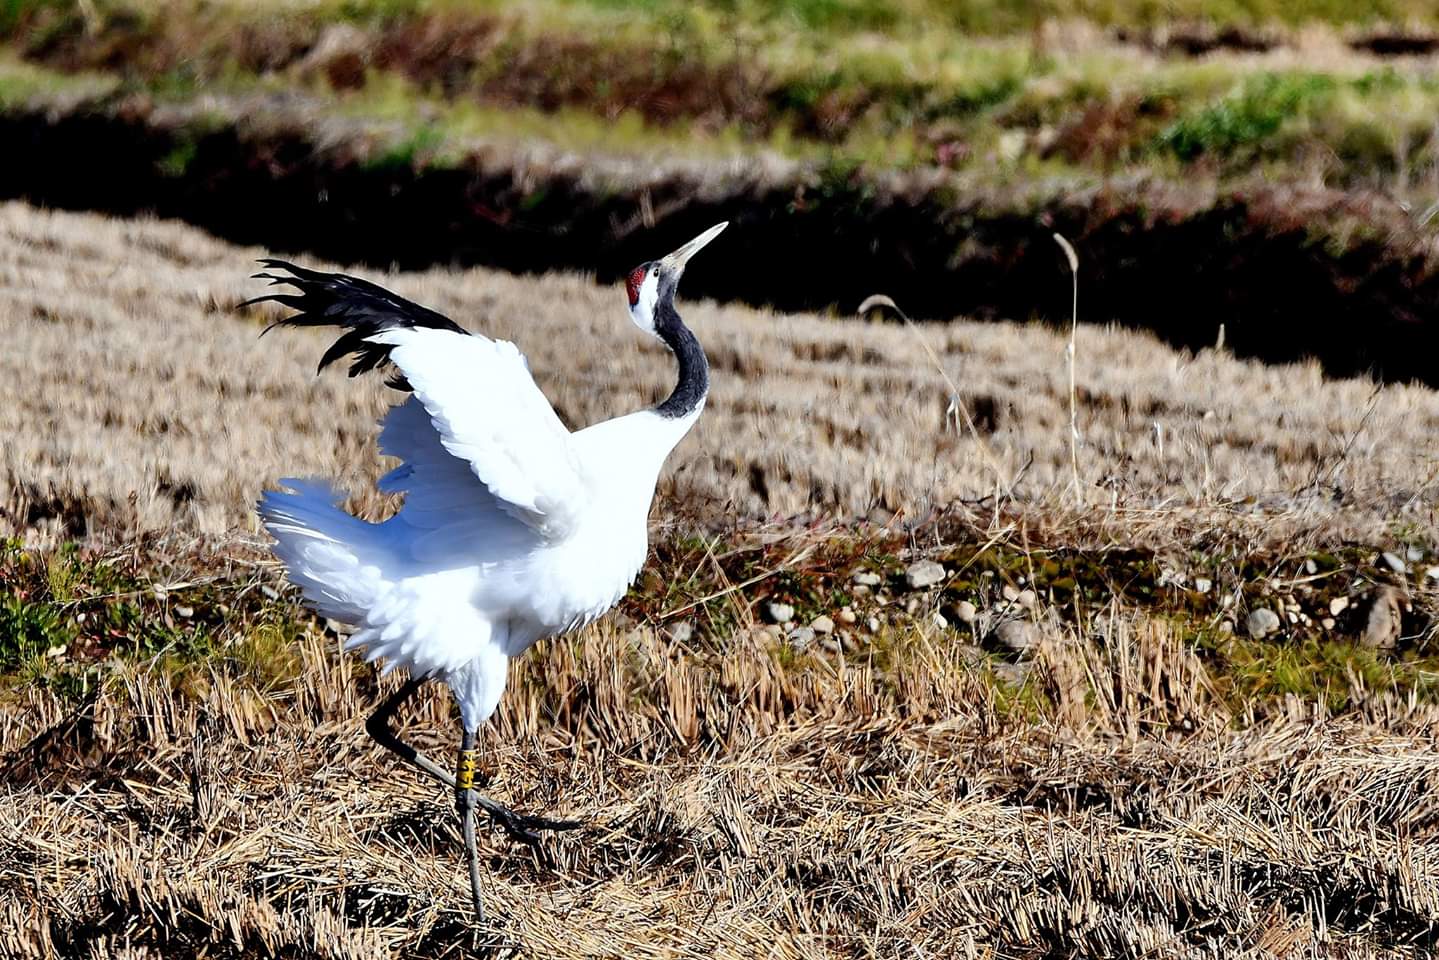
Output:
top-left (660, 222), bottom-right (728, 272)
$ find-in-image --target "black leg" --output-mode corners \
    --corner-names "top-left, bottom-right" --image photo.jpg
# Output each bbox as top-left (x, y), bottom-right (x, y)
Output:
top-left (364, 678), bottom-right (455, 787)
top-left (362, 676), bottom-right (582, 919)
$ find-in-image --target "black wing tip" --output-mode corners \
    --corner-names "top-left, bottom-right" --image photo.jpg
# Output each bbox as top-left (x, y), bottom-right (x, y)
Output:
top-left (250, 257), bottom-right (458, 389)
top-left (255, 257), bottom-right (300, 271)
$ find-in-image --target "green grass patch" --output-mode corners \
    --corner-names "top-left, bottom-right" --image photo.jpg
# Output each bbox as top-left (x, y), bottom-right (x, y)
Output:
top-left (0, 541), bottom-right (311, 701)
top-left (1157, 72), bottom-right (1337, 162)
top-left (0, 54), bottom-right (117, 106)
top-left (1199, 629), bottom-right (1439, 712)
top-left (14, 0), bottom-right (1439, 187)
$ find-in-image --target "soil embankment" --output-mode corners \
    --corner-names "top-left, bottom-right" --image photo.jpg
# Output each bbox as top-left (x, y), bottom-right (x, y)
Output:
top-left (7, 98), bottom-right (1439, 385)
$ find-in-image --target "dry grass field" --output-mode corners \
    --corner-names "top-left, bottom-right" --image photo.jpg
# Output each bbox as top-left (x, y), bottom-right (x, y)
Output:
top-left (7, 616), bottom-right (1439, 959)
top-left (6, 200), bottom-right (1439, 957)
top-left (6, 200), bottom-right (1439, 543)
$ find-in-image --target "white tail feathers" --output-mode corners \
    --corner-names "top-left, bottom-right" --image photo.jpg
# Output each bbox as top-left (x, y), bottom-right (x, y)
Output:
top-left (257, 479), bottom-right (389, 625)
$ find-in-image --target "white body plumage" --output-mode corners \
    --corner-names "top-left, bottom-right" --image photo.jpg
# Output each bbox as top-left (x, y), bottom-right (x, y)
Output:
top-left (260, 327), bottom-right (704, 731)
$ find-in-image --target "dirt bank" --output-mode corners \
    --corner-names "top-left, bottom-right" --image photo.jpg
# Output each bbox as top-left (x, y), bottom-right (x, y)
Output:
top-left (6, 97), bottom-right (1439, 386)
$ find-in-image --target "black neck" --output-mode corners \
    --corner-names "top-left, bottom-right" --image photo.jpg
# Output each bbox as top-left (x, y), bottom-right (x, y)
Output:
top-left (653, 298), bottom-right (708, 419)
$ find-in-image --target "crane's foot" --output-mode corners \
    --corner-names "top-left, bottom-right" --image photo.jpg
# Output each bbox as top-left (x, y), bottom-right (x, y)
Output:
top-left (473, 797), bottom-right (582, 848)
top-left (454, 736), bottom-right (580, 848)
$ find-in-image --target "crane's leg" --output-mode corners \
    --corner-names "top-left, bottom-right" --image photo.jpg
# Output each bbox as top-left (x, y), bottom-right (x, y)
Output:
top-left (364, 678), bottom-right (583, 846)
top-left (457, 729), bottom-right (484, 922)
top-left (365, 678), bottom-right (454, 784)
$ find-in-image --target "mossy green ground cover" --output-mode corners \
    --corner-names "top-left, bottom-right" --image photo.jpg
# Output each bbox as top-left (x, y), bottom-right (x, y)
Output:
top-left (6, 529), bottom-right (1438, 721)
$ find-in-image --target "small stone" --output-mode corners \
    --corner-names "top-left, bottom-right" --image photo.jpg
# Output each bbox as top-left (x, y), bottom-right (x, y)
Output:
top-left (931, 611), bottom-right (949, 631)
top-left (904, 560), bottom-right (946, 591)
top-left (764, 601), bottom-right (794, 624)
top-left (665, 620), bottom-right (695, 644)
top-left (152, 587), bottom-right (168, 601)
top-left (1194, 578), bottom-right (1213, 594)
top-left (1219, 620), bottom-right (1234, 635)
top-left (1329, 596), bottom-right (1349, 617)
top-left (174, 604), bottom-right (194, 619)
top-left (866, 617), bottom-right (881, 633)
top-left (1246, 608), bottom-right (1280, 639)
top-left (852, 584), bottom-right (871, 596)
top-left (904, 597), bottom-right (920, 615)
top-left (1286, 611), bottom-right (1298, 624)
top-left (1427, 566), bottom-right (1439, 581)
top-left (1321, 617), bottom-right (1336, 630)
top-left (811, 615), bottom-right (835, 634)
top-left (852, 571), bottom-right (882, 587)
top-left (992, 619), bottom-right (1038, 654)
top-left (837, 606), bottom-right (857, 625)
top-left (788, 626), bottom-right (816, 649)
top-left (1363, 586), bottom-right (1403, 649)
top-left (46, 644), bottom-right (66, 659)
top-left (952, 600), bottom-right (977, 624)
top-left (1002, 584), bottom-right (1020, 602)
top-left (1382, 552), bottom-right (1408, 574)
top-left (1408, 546), bottom-right (1425, 563)
top-left (1304, 559), bottom-right (1318, 575)
top-left (1016, 589), bottom-right (1037, 609)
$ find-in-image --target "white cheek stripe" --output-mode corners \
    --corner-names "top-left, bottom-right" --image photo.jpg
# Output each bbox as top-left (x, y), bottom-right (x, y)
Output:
top-left (631, 272), bottom-right (660, 333)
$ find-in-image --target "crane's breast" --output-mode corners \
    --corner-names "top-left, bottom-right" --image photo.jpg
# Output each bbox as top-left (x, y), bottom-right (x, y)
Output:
top-left (502, 507), bottom-right (649, 656)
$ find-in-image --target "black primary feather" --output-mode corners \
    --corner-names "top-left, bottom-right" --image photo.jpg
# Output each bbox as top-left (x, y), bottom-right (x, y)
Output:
top-left (246, 259), bottom-right (469, 389)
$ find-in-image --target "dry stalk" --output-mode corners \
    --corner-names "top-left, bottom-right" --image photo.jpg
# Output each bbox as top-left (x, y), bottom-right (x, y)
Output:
top-left (1053, 232), bottom-right (1082, 507)
top-left (857, 293), bottom-right (1012, 495)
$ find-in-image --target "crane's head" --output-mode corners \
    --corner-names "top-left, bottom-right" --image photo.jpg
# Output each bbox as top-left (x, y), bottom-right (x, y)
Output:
top-left (626, 221), bottom-right (728, 337)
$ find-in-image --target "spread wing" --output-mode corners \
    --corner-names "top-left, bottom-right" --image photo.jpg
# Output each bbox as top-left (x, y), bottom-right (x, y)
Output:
top-left (372, 327), bottom-right (587, 540)
top-left (250, 260), bottom-right (588, 541)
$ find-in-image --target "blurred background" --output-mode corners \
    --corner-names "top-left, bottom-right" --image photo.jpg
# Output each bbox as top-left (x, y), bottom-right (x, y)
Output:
top-left (8, 0), bottom-right (1439, 380)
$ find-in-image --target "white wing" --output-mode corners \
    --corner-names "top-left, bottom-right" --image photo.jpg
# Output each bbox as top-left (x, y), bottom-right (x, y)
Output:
top-left (369, 327), bottom-right (588, 541)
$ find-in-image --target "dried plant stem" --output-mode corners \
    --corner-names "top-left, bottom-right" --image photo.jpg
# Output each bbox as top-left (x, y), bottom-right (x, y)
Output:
top-left (857, 293), bottom-right (1010, 492)
top-left (1054, 233), bottom-right (1082, 507)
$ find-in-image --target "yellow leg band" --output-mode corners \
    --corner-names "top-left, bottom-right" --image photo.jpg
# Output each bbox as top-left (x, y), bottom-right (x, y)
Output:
top-left (457, 749), bottom-right (479, 791)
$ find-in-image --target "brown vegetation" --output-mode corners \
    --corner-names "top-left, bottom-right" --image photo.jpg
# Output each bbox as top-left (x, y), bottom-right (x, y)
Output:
top-left (6, 200), bottom-right (1439, 955)
top-left (6, 596), bottom-right (1439, 958)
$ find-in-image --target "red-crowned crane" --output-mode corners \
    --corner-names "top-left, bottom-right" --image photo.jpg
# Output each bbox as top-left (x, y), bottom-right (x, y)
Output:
top-left (251, 223), bottom-right (727, 922)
